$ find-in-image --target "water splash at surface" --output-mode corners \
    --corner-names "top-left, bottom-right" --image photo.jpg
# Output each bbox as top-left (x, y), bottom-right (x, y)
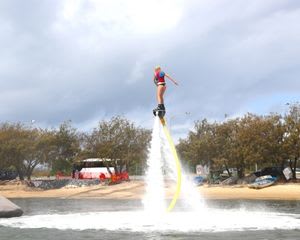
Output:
top-left (1, 210), bottom-right (299, 232)
top-left (143, 117), bottom-right (205, 212)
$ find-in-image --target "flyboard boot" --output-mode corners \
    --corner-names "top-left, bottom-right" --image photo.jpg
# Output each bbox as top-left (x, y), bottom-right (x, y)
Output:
top-left (153, 104), bottom-right (166, 118)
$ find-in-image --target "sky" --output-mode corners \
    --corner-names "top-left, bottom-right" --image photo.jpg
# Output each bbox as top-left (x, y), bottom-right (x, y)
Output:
top-left (0, 0), bottom-right (300, 140)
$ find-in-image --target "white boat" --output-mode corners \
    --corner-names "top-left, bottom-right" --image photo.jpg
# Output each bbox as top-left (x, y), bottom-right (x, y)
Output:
top-left (248, 175), bottom-right (277, 189)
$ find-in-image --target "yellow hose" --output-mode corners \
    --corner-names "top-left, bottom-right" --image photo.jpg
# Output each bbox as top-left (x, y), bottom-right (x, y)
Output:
top-left (160, 117), bottom-right (182, 212)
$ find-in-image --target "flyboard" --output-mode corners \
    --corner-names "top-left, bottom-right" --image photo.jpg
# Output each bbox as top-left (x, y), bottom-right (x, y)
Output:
top-left (153, 108), bottom-right (182, 212)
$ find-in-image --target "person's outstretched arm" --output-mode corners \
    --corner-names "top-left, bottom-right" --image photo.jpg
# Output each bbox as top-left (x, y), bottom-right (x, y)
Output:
top-left (165, 73), bottom-right (178, 85)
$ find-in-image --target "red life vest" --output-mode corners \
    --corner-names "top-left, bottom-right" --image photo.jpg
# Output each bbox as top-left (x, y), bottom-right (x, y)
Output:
top-left (154, 71), bottom-right (165, 85)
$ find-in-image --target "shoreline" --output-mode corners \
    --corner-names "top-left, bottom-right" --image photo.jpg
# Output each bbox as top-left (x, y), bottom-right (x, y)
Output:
top-left (1, 181), bottom-right (300, 201)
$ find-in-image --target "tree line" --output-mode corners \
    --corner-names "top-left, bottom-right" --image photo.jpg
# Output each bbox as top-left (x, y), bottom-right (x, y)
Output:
top-left (1, 104), bottom-right (300, 181)
top-left (0, 116), bottom-right (151, 180)
top-left (177, 104), bottom-right (300, 179)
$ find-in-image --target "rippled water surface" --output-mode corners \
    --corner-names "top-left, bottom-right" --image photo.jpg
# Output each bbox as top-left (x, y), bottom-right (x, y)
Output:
top-left (0, 199), bottom-right (300, 240)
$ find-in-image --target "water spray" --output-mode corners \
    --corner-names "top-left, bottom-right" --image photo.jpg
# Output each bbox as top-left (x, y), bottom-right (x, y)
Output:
top-left (144, 112), bottom-right (182, 212)
top-left (160, 117), bottom-right (182, 212)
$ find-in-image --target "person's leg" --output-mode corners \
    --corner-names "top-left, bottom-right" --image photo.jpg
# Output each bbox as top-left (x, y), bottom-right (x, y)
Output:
top-left (157, 85), bottom-right (166, 104)
top-left (157, 85), bottom-right (166, 113)
top-left (153, 85), bottom-right (167, 116)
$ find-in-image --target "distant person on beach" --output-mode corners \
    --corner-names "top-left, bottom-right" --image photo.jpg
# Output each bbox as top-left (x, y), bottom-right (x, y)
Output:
top-left (153, 66), bottom-right (178, 115)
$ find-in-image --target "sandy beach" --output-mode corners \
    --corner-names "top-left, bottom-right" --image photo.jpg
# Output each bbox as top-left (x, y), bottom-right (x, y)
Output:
top-left (1, 180), bottom-right (300, 200)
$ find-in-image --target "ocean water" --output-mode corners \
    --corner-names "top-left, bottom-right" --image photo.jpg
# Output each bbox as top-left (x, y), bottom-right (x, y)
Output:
top-left (0, 198), bottom-right (300, 240)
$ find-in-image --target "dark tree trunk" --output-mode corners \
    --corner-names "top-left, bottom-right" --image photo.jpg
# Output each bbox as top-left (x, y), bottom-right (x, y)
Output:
top-left (16, 167), bottom-right (24, 181)
top-left (237, 167), bottom-right (245, 178)
top-left (106, 165), bottom-right (113, 176)
top-left (26, 168), bottom-right (34, 180)
top-left (280, 160), bottom-right (285, 171)
top-left (25, 162), bottom-right (36, 180)
top-left (289, 160), bottom-right (294, 179)
top-left (292, 157), bottom-right (298, 179)
top-left (224, 161), bottom-right (232, 177)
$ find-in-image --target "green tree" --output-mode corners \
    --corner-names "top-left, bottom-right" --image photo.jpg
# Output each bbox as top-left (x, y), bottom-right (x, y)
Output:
top-left (178, 119), bottom-right (217, 171)
top-left (233, 114), bottom-right (278, 177)
top-left (283, 104), bottom-right (300, 179)
top-left (0, 123), bottom-right (38, 180)
top-left (178, 113), bottom-right (286, 179)
top-left (212, 119), bottom-right (239, 177)
top-left (82, 116), bottom-right (151, 175)
top-left (50, 121), bottom-right (81, 174)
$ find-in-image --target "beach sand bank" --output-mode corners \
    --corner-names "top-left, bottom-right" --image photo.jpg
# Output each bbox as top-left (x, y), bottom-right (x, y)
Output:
top-left (1, 180), bottom-right (300, 200)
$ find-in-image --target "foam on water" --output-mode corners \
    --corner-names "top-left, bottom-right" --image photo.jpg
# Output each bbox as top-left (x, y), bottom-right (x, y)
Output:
top-left (0, 210), bottom-right (299, 232)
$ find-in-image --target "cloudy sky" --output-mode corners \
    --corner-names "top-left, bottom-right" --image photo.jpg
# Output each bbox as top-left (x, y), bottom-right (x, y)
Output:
top-left (0, 0), bottom-right (300, 140)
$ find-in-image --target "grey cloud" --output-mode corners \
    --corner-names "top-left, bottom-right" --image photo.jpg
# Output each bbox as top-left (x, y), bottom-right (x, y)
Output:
top-left (0, 0), bottom-right (300, 138)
